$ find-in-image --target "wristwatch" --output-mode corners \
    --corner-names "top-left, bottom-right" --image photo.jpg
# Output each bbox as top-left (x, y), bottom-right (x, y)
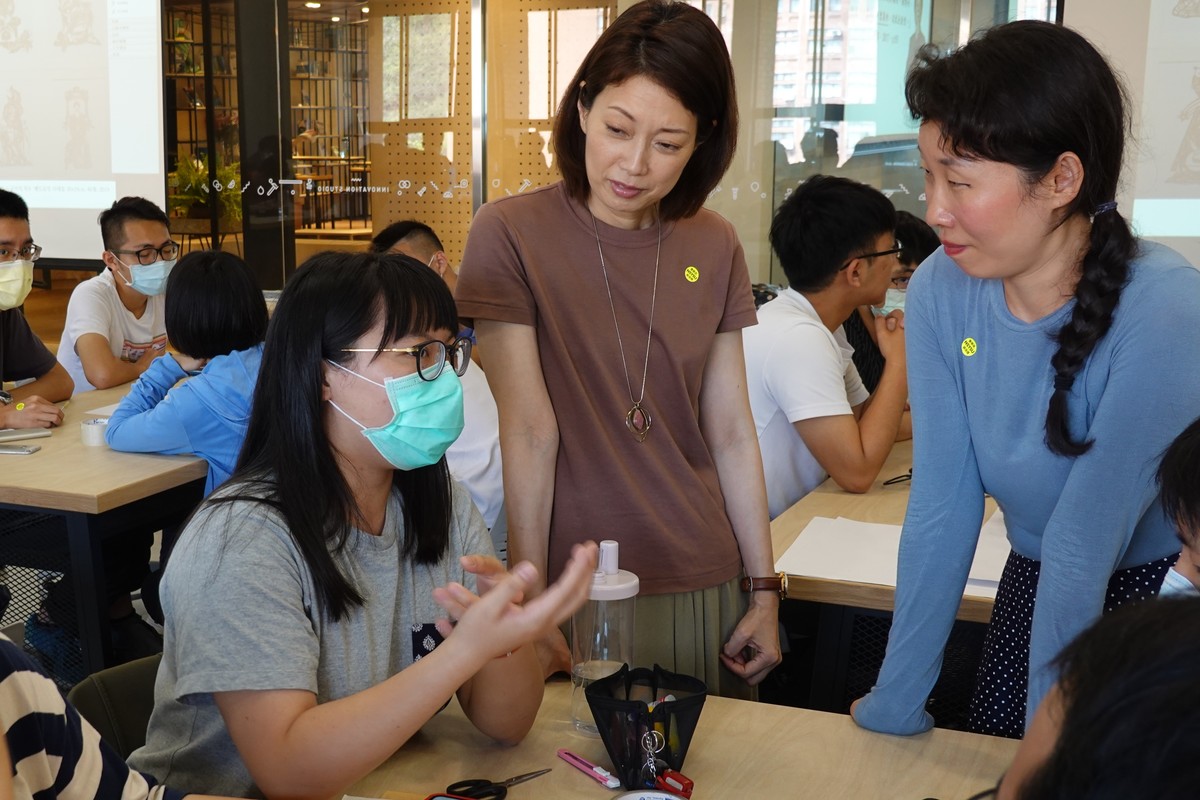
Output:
top-left (740, 572), bottom-right (789, 600)
top-left (0, 390), bottom-right (12, 406)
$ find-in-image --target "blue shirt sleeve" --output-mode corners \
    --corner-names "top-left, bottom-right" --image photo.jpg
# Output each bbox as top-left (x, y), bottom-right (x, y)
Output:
top-left (851, 262), bottom-right (986, 735)
top-left (105, 354), bottom-right (192, 454)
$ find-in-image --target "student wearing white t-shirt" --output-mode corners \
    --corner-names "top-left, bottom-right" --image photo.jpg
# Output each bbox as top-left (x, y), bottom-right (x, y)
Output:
top-left (744, 175), bottom-right (910, 519)
top-left (58, 197), bottom-right (175, 392)
top-left (53, 197), bottom-right (174, 662)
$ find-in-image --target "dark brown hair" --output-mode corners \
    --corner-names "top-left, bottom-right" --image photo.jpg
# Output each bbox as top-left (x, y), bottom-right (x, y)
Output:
top-left (551, 0), bottom-right (737, 221)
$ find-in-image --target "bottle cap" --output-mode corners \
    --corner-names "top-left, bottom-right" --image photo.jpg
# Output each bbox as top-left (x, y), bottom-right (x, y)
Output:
top-left (589, 540), bottom-right (639, 601)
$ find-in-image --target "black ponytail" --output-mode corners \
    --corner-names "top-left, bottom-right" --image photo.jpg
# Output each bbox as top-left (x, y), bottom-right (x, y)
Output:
top-left (1045, 210), bottom-right (1137, 455)
top-left (906, 21), bottom-right (1133, 457)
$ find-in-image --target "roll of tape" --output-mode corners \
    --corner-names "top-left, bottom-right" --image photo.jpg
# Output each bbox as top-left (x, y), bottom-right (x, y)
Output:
top-left (81, 417), bottom-right (109, 447)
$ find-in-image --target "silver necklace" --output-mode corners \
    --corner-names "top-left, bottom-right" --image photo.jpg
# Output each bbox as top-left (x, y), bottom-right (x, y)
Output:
top-left (589, 210), bottom-right (661, 442)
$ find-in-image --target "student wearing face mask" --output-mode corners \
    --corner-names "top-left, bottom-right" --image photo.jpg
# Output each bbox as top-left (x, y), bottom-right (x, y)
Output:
top-left (1154, 416), bottom-right (1200, 599)
top-left (0, 188), bottom-right (73, 428)
top-left (128, 252), bottom-right (597, 799)
top-left (743, 174), bottom-right (912, 519)
top-left (105, 250), bottom-right (267, 497)
top-left (842, 210), bottom-right (940, 393)
top-left (58, 196), bottom-right (176, 392)
top-left (370, 221), bottom-right (505, 545)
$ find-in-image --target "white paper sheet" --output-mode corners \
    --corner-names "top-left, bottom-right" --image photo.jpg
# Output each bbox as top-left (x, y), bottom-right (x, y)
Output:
top-left (775, 510), bottom-right (1009, 600)
top-left (84, 403), bottom-right (121, 417)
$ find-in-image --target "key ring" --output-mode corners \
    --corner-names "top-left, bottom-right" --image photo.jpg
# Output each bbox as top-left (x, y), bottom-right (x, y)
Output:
top-left (640, 728), bottom-right (666, 786)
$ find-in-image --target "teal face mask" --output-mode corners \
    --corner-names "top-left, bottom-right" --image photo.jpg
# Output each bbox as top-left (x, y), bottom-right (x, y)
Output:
top-left (326, 360), bottom-right (464, 470)
top-left (872, 287), bottom-right (906, 317)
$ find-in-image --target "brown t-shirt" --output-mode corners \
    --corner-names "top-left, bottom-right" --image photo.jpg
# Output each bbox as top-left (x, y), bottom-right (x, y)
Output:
top-left (457, 183), bottom-right (756, 594)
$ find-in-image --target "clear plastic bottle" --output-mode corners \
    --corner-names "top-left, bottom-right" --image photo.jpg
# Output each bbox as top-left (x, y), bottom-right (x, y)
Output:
top-left (570, 540), bottom-right (639, 735)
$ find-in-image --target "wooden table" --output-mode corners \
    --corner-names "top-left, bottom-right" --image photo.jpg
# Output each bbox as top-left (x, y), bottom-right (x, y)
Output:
top-left (0, 387), bottom-right (207, 672)
top-left (350, 679), bottom-right (1017, 800)
top-left (770, 440), bottom-right (997, 624)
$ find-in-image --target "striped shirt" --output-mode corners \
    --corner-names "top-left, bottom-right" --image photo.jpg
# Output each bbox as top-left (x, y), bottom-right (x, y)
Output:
top-left (0, 635), bottom-right (183, 800)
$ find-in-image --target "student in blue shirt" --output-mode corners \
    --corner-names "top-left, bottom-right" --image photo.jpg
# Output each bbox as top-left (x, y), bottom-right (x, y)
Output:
top-left (106, 250), bottom-right (267, 496)
top-left (851, 20), bottom-right (1200, 739)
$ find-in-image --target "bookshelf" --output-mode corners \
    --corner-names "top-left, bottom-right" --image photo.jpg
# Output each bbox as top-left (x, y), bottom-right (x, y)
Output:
top-left (163, 5), bottom-right (241, 240)
top-left (288, 20), bottom-right (368, 159)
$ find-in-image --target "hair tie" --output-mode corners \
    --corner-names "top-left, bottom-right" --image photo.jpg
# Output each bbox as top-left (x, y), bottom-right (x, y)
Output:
top-left (1054, 374), bottom-right (1075, 391)
top-left (1089, 201), bottom-right (1118, 222)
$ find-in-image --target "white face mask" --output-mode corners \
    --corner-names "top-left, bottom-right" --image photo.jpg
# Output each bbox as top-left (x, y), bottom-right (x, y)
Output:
top-left (872, 287), bottom-right (906, 317)
top-left (1159, 567), bottom-right (1200, 599)
top-left (0, 259), bottom-right (34, 310)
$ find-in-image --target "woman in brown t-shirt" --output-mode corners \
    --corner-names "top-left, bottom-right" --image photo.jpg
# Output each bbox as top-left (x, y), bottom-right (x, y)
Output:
top-left (457, 0), bottom-right (781, 697)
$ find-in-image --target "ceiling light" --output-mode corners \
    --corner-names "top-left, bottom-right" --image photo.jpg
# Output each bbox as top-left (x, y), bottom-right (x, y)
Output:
top-left (362, 6), bottom-right (370, 11)
top-left (331, 15), bottom-right (340, 21)
top-left (305, 2), bottom-right (320, 7)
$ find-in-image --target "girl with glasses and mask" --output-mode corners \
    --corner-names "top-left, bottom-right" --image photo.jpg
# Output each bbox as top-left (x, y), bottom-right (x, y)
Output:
top-left (128, 252), bottom-right (597, 799)
top-left (851, 21), bottom-right (1200, 740)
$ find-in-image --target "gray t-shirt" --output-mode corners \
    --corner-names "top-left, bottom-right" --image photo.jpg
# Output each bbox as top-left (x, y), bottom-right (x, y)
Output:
top-left (128, 481), bottom-right (490, 797)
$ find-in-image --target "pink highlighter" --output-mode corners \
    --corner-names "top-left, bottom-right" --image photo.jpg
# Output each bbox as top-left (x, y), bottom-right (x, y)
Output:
top-left (557, 748), bottom-right (622, 789)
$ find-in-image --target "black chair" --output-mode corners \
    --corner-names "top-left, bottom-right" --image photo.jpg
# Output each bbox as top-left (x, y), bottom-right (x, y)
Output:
top-left (67, 653), bottom-right (162, 759)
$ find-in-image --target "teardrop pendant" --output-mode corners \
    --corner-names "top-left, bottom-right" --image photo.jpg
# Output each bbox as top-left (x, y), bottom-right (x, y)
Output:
top-left (626, 402), bottom-right (652, 442)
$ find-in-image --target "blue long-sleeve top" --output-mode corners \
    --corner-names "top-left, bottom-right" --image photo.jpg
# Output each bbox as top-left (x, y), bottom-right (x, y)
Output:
top-left (854, 241), bottom-right (1200, 735)
top-left (105, 345), bottom-right (263, 496)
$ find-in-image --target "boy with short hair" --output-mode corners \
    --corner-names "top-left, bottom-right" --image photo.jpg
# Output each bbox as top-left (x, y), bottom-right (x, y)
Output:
top-left (58, 197), bottom-right (175, 392)
top-left (744, 174), bottom-right (910, 518)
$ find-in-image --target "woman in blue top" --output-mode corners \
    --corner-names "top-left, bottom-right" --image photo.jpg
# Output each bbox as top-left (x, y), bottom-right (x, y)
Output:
top-left (106, 250), bottom-right (267, 496)
top-left (851, 21), bottom-right (1200, 738)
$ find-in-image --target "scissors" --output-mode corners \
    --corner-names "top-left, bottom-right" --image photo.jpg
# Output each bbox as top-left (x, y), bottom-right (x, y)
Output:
top-left (444, 768), bottom-right (552, 799)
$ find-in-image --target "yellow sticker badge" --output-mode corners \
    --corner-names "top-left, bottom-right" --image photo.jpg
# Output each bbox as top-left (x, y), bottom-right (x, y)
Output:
top-left (684, 266), bottom-right (700, 283)
top-left (961, 337), bottom-right (978, 357)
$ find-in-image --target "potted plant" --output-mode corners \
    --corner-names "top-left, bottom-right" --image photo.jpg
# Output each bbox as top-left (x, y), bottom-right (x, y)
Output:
top-left (168, 155), bottom-right (243, 224)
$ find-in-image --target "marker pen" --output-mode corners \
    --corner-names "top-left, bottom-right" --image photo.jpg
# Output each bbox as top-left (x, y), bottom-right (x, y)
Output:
top-left (557, 748), bottom-right (621, 789)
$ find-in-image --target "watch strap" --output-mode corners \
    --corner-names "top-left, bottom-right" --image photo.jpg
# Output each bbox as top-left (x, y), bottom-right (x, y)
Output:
top-left (740, 572), bottom-right (788, 599)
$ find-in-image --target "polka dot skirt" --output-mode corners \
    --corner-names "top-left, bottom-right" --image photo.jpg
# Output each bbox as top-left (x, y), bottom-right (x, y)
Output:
top-left (966, 550), bottom-right (1174, 739)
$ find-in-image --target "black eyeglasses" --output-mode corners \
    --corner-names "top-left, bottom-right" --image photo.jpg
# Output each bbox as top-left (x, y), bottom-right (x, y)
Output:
top-left (342, 336), bottom-right (472, 382)
top-left (110, 241), bottom-right (181, 266)
top-left (841, 240), bottom-right (903, 270)
top-left (0, 243), bottom-right (42, 262)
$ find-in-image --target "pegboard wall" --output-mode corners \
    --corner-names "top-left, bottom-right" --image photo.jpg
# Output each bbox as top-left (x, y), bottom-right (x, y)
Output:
top-left (486, 1), bottom-right (616, 205)
top-left (369, 0), bottom-right (475, 263)
top-left (366, 0), bottom-right (616, 262)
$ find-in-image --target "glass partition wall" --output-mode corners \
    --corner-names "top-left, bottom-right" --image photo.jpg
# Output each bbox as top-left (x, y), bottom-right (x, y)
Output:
top-left (157, 0), bottom-right (1058, 288)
